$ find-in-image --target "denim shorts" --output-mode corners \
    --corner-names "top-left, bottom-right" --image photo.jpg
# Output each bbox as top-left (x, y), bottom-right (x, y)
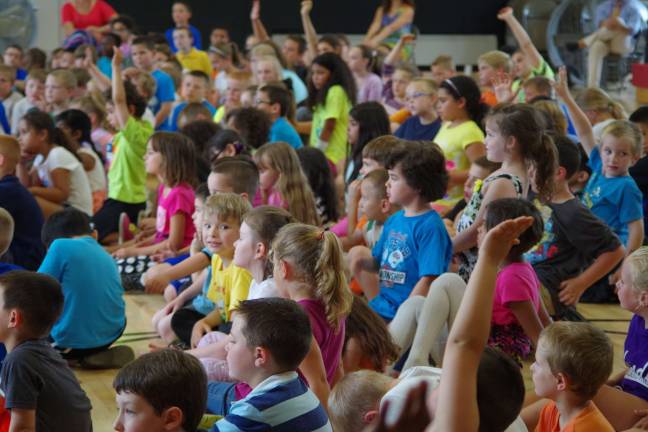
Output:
top-left (206, 381), bottom-right (237, 415)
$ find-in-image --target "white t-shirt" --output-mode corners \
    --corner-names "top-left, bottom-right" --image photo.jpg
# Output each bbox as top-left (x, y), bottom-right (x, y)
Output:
top-left (247, 278), bottom-right (279, 300)
top-left (380, 366), bottom-right (528, 432)
top-left (78, 145), bottom-right (107, 193)
top-left (33, 146), bottom-right (93, 215)
top-left (10, 96), bottom-right (33, 134)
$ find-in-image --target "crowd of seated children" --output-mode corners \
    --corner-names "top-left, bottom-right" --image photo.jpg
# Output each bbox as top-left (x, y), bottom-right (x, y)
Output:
top-left (3, 2), bottom-right (648, 431)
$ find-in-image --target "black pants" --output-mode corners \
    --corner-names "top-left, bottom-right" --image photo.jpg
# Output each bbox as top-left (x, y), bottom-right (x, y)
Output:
top-left (51, 322), bottom-right (126, 360)
top-left (171, 308), bottom-right (206, 346)
top-left (93, 199), bottom-right (146, 241)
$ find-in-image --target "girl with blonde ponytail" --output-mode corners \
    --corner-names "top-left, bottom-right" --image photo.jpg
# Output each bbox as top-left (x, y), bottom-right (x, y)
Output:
top-left (272, 223), bottom-right (352, 408)
top-left (453, 103), bottom-right (557, 281)
top-left (575, 87), bottom-right (627, 143)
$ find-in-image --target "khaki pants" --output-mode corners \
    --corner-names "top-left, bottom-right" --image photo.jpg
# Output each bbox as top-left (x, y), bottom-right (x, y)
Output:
top-left (584, 21), bottom-right (633, 87)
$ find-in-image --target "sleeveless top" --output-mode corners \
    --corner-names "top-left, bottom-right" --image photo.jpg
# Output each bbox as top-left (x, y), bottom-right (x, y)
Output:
top-left (381, 6), bottom-right (414, 59)
top-left (456, 173), bottom-right (524, 281)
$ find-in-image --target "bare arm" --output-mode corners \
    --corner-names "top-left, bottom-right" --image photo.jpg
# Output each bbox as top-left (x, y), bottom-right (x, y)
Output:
top-left (9, 408), bottom-right (36, 432)
top-left (154, 102), bottom-right (173, 129)
top-left (144, 251), bottom-right (210, 293)
top-left (112, 49), bottom-right (131, 129)
top-left (508, 300), bottom-right (545, 347)
top-left (626, 219), bottom-right (644, 256)
top-left (498, 7), bottom-right (544, 70)
top-left (366, 7), bottom-right (414, 48)
top-left (78, 151), bottom-right (96, 171)
top-left (384, 34), bottom-right (414, 66)
top-left (319, 118), bottom-right (336, 142)
top-left (250, 0), bottom-right (271, 42)
top-left (452, 176), bottom-right (519, 253)
top-left (299, 337), bottom-right (330, 409)
top-left (29, 168), bottom-right (70, 204)
top-left (166, 213), bottom-right (187, 253)
top-left (432, 216), bottom-right (534, 432)
top-left (364, 7), bottom-right (383, 40)
top-left (447, 142), bottom-right (485, 188)
top-left (409, 275), bottom-right (435, 298)
top-left (300, 1), bottom-right (318, 62)
top-left (553, 66), bottom-right (596, 156)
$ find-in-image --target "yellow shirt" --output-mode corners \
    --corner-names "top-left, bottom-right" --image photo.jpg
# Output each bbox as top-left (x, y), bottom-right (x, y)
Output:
top-left (433, 120), bottom-right (484, 207)
top-left (176, 48), bottom-right (213, 77)
top-left (206, 254), bottom-right (252, 322)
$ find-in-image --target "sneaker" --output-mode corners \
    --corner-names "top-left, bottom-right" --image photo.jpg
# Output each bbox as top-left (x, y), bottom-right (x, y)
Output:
top-left (118, 213), bottom-right (135, 245)
top-left (79, 345), bottom-right (135, 369)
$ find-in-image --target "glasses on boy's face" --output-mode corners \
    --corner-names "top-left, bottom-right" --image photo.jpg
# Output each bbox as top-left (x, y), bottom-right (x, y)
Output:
top-left (254, 98), bottom-right (271, 106)
top-left (406, 92), bottom-right (431, 102)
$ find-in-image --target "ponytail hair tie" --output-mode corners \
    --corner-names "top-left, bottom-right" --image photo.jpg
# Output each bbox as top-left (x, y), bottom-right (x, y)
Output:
top-left (318, 230), bottom-right (325, 240)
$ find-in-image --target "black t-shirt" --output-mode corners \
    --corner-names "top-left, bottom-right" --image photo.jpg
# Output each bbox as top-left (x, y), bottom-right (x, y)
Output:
top-left (527, 198), bottom-right (622, 290)
top-left (0, 339), bottom-right (92, 431)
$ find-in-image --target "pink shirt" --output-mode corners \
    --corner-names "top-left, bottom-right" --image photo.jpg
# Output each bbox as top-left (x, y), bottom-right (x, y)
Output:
top-left (492, 262), bottom-right (541, 326)
top-left (154, 183), bottom-right (195, 246)
top-left (252, 187), bottom-right (287, 209)
top-left (61, 1), bottom-right (116, 29)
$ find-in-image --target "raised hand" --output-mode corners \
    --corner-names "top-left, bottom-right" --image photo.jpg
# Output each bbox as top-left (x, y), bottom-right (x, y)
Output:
top-left (250, 0), bottom-right (260, 20)
top-left (497, 6), bottom-right (514, 21)
top-left (112, 46), bottom-right (123, 69)
top-left (479, 216), bottom-right (534, 265)
top-left (301, 0), bottom-right (313, 16)
top-left (492, 72), bottom-right (514, 103)
top-left (552, 66), bottom-right (570, 101)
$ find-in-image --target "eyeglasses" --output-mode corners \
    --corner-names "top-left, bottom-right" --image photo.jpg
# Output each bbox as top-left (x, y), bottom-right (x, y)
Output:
top-left (406, 92), bottom-right (431, 101)
top-left (255, 98), bottom-right (272, 105)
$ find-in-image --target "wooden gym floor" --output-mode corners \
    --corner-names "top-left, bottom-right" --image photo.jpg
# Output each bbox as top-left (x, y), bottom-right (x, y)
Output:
top-left (78, 294), bottom-right (631, 430)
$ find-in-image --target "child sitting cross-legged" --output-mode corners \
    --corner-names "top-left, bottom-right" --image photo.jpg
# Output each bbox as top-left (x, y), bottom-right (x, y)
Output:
top-left (0, 271), bottom-right (92, 431)
top-left (113, 349), bottom-right (207, 432)
top-left (211, 298), bottom-right (332, 431)
top-left (350, 139), bottom-right (453, 321)
top-left (39, 208), bottom-right (132, 369)
top-left (151, 193), bottom-right (252, 347)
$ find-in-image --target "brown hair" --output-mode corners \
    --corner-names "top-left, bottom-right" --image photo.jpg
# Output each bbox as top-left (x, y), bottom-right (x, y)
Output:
top-left (48, 69), bottom-right (77, 89)
top-left (243, 206), bottom-right (296, 278)
top-left (344, 296), bottom-right (399, 371)
top-left (211, 156), bottom-right (259, 200)
top-left (0, 135), bottom-right (20, 170)
top-left (0, 65), bottom-right (15, 82)
top-left (532, 99), bottom-right (568, 135)
top-left (523, 76), bottom-right (552, 97)
top-left (75, 91), bottom-right (109, 128)
top-left (362, 168), bottom-right (389, 199)
top-left (178, 102), bottom-right (212, 127)
top-left (272, 223), bottom-right (352, 330)
top-left (361, 135), bottom-right (402, 166)
top-left (149, 132), bottom-right (197, 187)
top-left (113, 350), bottom-right (207, 432)
top-left (431, 54), bottom-right (454, 71)
top-left (254, 143), bottom-right (320, 226)
top-left (539, 322), bottom-right (613, 400)
top-left (485, 104), bottom-right (557, 202)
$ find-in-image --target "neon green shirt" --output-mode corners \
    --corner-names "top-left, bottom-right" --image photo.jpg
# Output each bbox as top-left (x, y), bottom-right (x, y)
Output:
top-left (309, 85), bottom-right (352, 164)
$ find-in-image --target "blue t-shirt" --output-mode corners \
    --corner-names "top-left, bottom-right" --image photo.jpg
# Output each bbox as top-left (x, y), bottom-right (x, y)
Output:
top-left (167, 100), bottom-right (216, 132)
top-left (269, 117), bottom-right (303, 149)
top-left (149, 69), bottom-right (176, 119)
top-left (16, 68), bottom-right (27, 81)
top-left (97, 56), bottom-right (112, 79)
top-left (165, 24), bottom-right (203, 52)
top-left (620, 314), bottom-right (648, 402)
top-left (191, 248), bottom-right (215, 315)
top-left (38, 237), bottom-right (126, 349)
top-left (0, 175), bottom-right (44, 271)
top-left (283, 69), bottom-right (308, 104)
top-left (369, 209), bottom-right (453, 320)
top-left (394, 116), bottom-right (442, 141)
top-left (582, 147), bottom-right (643, 245)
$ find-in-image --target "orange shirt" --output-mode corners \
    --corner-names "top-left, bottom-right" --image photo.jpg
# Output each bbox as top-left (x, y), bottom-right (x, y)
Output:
top-left (390, 108), bottom-right (411, 125)
top-left (481, 91), bottom-right (498, 107)
top-left (535, 401), bottom-right (614, 432)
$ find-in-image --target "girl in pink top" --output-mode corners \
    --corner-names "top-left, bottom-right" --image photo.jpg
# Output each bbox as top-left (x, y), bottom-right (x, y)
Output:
top-left (483, 198), bottom-right (552, 365)
top-left (113, 132), bottom-right (196, 259)
top-left (271, 223), bottom-right (352, 408)
top-left (252, 142), bottom-right (320, 226)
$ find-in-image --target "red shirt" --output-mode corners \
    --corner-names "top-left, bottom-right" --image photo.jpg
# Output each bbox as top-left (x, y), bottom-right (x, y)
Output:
top-left (61, 1), bottom-right (116, 30)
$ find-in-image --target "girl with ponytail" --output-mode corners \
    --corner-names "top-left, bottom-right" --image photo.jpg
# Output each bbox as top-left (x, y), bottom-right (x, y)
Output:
top-left (271, 222), bottom-right (352, 408)
top-left (435, 75), bottom-right (488, 210)
top-left (575, 87), bottom-right (627, 144)
top-left (453, 103), bottom-right (557, 282)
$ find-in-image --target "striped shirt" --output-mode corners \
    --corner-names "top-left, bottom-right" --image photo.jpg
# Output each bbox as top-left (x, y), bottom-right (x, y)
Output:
top-left (212, 372), bottom-right (331, 432)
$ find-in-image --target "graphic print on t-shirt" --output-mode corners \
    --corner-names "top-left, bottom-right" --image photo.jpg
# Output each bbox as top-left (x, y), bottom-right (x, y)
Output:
top-left (379, 230), bottom-right (410, 287)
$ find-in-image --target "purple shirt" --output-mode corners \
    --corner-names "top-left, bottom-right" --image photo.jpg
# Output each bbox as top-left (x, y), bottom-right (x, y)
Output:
top-left (620, 315), bottom-right (648, 401)
top-left (357, 73), bottom-right (384, 104)
top-left (298, 299), bottom-right (345, 385)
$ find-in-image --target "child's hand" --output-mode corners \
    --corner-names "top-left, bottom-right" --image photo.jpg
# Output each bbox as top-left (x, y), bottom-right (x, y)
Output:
top-left (398, 33), bottom-right (416, 45)
top-left (112, 47), bottom-right (123, 69)
top-left (145, 273), bottom-right (171, 294)
top-left (162, 296), bottom-right (183, 315)
top-left (250, 0), bottom-right (260, 20)
top-left (347, 178), bottom-right (362, 205)
top-left (492, 72), bottom-right (514, 103)
top-left (558, 276), bottom-right (586, 305)
top-left (151, 248), bottom-right (175, 263)
top-left (497, 6), bottom-right (514, 20)
top-left (300, 0), bottom-right (312, 16)
top-left (366, 380), bottom-right (430, 432)
top-left (191, 319), bottom-right (212, 348)
top-left (479, 216), bottom-right (534, 265)
top-left (113, 247), bottom-right (133, 259)
top-left (552, 66), bottom-right (570, 101)
top-left (633, 409), bottom-right (648, 429)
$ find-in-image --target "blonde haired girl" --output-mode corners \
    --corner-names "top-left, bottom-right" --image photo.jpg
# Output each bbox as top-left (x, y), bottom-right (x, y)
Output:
top-left (253, 142), bottom-right (320, 225)
top-left (272, 222), bottom-right (353, 408)
top-left (575, 87), bottom-right (627, 143)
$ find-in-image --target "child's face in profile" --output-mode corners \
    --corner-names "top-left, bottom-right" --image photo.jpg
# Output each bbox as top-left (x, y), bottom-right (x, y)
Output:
top-left (359, 180), bottom-right (386, 221)
top-left (386, 163), bottom-right (416, 206)
top-left (530, 339), bottom-right (559, 399)
top-left (391, 70), bottom-right (410, 99)
top-left (144, 141), bottom-right (162, 176)
top-left (233, 222), bottom-right (259, 272)
top-left (225, 79), bottom-right (245, 107)
top-left (113, 391), bottom-right (173, 432)
top-left (634, 122), bottom-right (648, 155)
top-left (257, 159), bottom-right (280, 192)
top-left (202, 212), bottom-right (240, 258)
top-left (512, 51), bottom-right (531, 79)
top-left (405, 82), bottom-right (436, 117)
top-left (225, 315), bottom-right (256, 383)
top-left (347, 116), bottom-right (360, 147)
top-left (478, 61), bottom-right (496, 87)
top-left (3, 47), bottom-right (21, 68)
top-left (311, 63), bottom-right (331, 90)
top-left (484, 118), bottom-right (508, 163)
top-left (616, 261), bottom-right (640, 311)
top-left (192, 197), bottom-right (205, 237)
top-left (359, 157), bottom-right (381, 177)
top-left (600, 134), bottom-right (638, 177)
top-left (0, 74), bottom-right (14, 99)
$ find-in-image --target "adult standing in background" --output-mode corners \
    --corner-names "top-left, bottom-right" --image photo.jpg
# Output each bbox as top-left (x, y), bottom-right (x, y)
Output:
top-left (580, 0), bottom-right (645, 87)
top-left (363, 0), bottom-right (415, 60)
top-left (61, 0), bottom-right (117, 41)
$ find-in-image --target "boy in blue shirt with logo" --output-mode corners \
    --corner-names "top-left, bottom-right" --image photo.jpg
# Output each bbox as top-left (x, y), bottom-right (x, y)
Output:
top-left (350, 140), bottom-right (453, 320)
top-left (256, 83), bottom-right (303, 149)
top-left (38, 208), bottom-right (132, 369)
